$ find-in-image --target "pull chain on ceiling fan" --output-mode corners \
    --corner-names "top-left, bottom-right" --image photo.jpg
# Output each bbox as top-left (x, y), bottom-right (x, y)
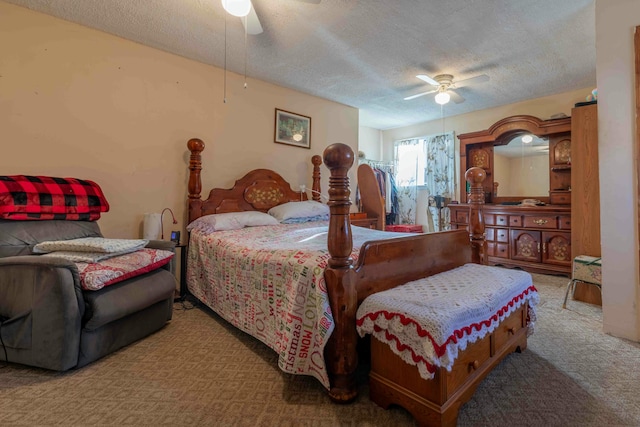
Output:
top-left (220, 0), bottom-right (322, 101)
top-left (404, 73), bottom-right (490, 105)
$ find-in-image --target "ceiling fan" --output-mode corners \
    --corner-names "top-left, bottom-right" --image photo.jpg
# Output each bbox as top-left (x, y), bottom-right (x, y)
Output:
top-left (404, 73), bottom-right (490, 104)
top-left (222, 0), bottom-right (321, 36)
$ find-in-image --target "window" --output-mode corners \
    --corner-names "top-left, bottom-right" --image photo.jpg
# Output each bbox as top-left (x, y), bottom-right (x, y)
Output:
top-left (393, 132), bottom-right (455, 230)
top-left (395, 139), bottom-right (427, 187)
top-left (394, 133), bottom-right (455, 196)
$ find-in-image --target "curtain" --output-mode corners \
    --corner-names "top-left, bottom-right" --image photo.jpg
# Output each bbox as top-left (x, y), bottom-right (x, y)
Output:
top-left (393, 132), bottom-right (455, 230)
top-left (425, 132), bottom-right (455, 231)
top-left (393, 138), bottom-right (420, 224)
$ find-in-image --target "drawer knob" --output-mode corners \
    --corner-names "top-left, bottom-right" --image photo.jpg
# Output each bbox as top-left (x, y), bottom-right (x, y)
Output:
top-left (508, 327), bottom-right (516, 335)
top-left (533, 219), bottom-right (548, 225)
top-left (469, 360), bottom-right (479, 370)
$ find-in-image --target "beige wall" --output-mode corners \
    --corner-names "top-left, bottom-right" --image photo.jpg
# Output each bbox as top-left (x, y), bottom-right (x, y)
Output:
top-left (0, 2), bottom-right (358, 238)
top-left (358, 125), bottom-right (383, 161)
top-left (382, 88), bottom-right (590, 200)
top-left (596, 0), bottom-right (639, 340)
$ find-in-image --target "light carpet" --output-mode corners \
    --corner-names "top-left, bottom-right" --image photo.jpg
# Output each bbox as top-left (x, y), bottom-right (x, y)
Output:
top-left (1, 273), bottom-right (639, 426)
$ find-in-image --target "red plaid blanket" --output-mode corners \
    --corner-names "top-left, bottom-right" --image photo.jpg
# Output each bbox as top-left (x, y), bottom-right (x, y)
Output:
top-left (0, 175), bottom-right (109, 221)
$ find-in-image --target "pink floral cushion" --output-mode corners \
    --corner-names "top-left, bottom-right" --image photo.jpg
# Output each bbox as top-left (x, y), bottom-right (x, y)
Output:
top-left (76, 248), bottom-right (174, 291)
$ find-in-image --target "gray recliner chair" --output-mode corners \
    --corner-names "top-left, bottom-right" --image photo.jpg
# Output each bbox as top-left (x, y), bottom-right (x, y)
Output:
top-left (0, 219), bottom-right (176, 371)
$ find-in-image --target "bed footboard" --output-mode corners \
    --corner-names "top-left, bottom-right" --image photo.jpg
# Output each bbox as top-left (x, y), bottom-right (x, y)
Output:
top-left (322, 142), bottom-right (486, 403)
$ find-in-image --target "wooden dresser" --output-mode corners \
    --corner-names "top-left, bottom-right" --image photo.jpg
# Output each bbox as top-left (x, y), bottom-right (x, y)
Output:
top-left (449, 203), bottom-right (572, 275)
top-left (454, 115), bottom-right (577, 276)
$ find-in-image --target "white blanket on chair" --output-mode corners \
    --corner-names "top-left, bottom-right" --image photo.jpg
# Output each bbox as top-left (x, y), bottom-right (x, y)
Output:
top-left (356, 264), bottom-right (539, 380)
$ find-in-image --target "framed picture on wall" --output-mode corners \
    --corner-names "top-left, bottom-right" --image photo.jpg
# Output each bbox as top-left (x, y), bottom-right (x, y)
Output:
top-left (274, 109), bottom-right (311, 149)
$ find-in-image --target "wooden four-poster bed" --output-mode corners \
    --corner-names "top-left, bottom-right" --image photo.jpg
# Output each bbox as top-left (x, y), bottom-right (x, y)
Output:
top-left (185, 138), bottom-right (533, 425)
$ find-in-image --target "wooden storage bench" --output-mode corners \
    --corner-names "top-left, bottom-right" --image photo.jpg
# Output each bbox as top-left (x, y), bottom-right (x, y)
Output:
top-left (369, 304), bottom-right (528, 426)
top-left (356, 264), bottom-right (538, 427)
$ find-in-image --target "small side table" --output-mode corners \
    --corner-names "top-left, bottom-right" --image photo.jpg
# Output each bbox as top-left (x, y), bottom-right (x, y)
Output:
top-left (174, 243), bottom-right (188, 301)
top-left (563, 255), bottom-right (602, 308)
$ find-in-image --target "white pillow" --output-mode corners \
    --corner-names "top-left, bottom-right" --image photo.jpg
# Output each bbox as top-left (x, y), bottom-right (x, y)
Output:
top-left (267, 201), bottom-right (330, 223)
top-left (33, 237), bottom-right (148, 254)
top-left (186, 211), bottom-right (279, 233)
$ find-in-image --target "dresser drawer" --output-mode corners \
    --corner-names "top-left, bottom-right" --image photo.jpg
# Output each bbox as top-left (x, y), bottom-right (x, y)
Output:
top-left (494, 215), bottom-right (508, 227)
top-left (494, 243), bottom-right (509, 258)
top-left (485, 228), bottom-right (495, 241)
top-left (486, 242), bottom-right (509, 258)
top-left (550, 191), bottom-right (571, 205)
top-left (558, 216), bottom-right (571, 230)
top-left (446, 333), bottom-right (491, 395)
top-left (523, 216), bottom-right (557, 229)
top-left (493, 305), bottom-right (525, 352)
top-left (484, 213), bottom-right (494, 226)
top-left (485, 227), bottom-right (509, 243)
top-left (509, 215), bottom-right (522, 227)
top-left (495, 228), bottom-right (509, 243)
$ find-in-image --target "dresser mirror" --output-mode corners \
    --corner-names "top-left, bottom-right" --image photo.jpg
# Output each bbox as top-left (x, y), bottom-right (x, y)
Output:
top-left (457, 115), bottom-right (572, 204)
top-left (493, 135), bottom-right (549, 198)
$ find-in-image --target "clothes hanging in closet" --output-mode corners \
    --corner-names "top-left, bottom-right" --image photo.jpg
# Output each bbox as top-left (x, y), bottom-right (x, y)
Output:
top-left (357, 161), bottom-right (399, 225)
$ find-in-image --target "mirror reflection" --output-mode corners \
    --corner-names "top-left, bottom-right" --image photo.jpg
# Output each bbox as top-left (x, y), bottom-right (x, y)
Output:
top-left (493, 135), bottom-right (549, 197)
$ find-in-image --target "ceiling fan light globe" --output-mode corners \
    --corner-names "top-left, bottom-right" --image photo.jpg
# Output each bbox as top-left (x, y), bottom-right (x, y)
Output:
top-left (221, 0), bottom-right (252, 17)
top-left (522, 134), bottom-right (533, 143)
top-left (435, 92), bottom-right (450, 105)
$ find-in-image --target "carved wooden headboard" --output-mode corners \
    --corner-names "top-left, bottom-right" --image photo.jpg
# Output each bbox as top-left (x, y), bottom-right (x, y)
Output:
top-left (186, 138), bottom-right (323, 223)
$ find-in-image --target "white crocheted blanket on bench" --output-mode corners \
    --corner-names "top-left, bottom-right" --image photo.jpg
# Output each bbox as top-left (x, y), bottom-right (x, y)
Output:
top-left (356, 263), bottom-right (539, 381)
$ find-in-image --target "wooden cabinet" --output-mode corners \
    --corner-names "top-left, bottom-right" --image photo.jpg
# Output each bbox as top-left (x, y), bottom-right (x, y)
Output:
top-left (570, 103), bottom-right (601, 305)
top-left (449, 204), bottom-right (571, 275)
top-left (571, 104), bottom-right (600, 259)
top-left (549, 134), bottom-right (572, 205)
top-left (542, 231), bottom-right (572, 266)
top-left (449, 114), bottom-right (576, 276)
top-left (458, 115), bottom-right (572, 204)
top-left (510, 229), bottom-right (541, 262)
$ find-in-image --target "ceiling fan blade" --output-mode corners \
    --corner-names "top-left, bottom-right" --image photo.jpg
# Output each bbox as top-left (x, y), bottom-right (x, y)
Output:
top-left (243, 3), bottom-right (263, 35)
top-left (453, 74), bottom-right (489, 89)
top-left (449, 90), bottom-right (465, 104)
top-left (404, 89), bottom-right (438, 101)
top-left (416, 74), bottom-right (439, 86)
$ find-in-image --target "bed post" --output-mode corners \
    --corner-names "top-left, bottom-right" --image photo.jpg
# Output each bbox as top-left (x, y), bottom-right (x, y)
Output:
top-left (322, 143), bottom-right (357, 403)
top-left (187, 138), bottom-right (205, 223)
top-left (311, 155), bottom-right (322, 202)
top-left (465, 167), bottom-right (487, 264)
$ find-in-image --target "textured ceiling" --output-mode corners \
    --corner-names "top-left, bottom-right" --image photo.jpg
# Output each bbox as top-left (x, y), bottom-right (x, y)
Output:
top-left (5, 0), bottom-right (596, 130)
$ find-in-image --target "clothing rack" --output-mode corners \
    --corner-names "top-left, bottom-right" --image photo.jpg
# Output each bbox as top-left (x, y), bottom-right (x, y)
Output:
top-left (359, 158), bottom-right (394, 174)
